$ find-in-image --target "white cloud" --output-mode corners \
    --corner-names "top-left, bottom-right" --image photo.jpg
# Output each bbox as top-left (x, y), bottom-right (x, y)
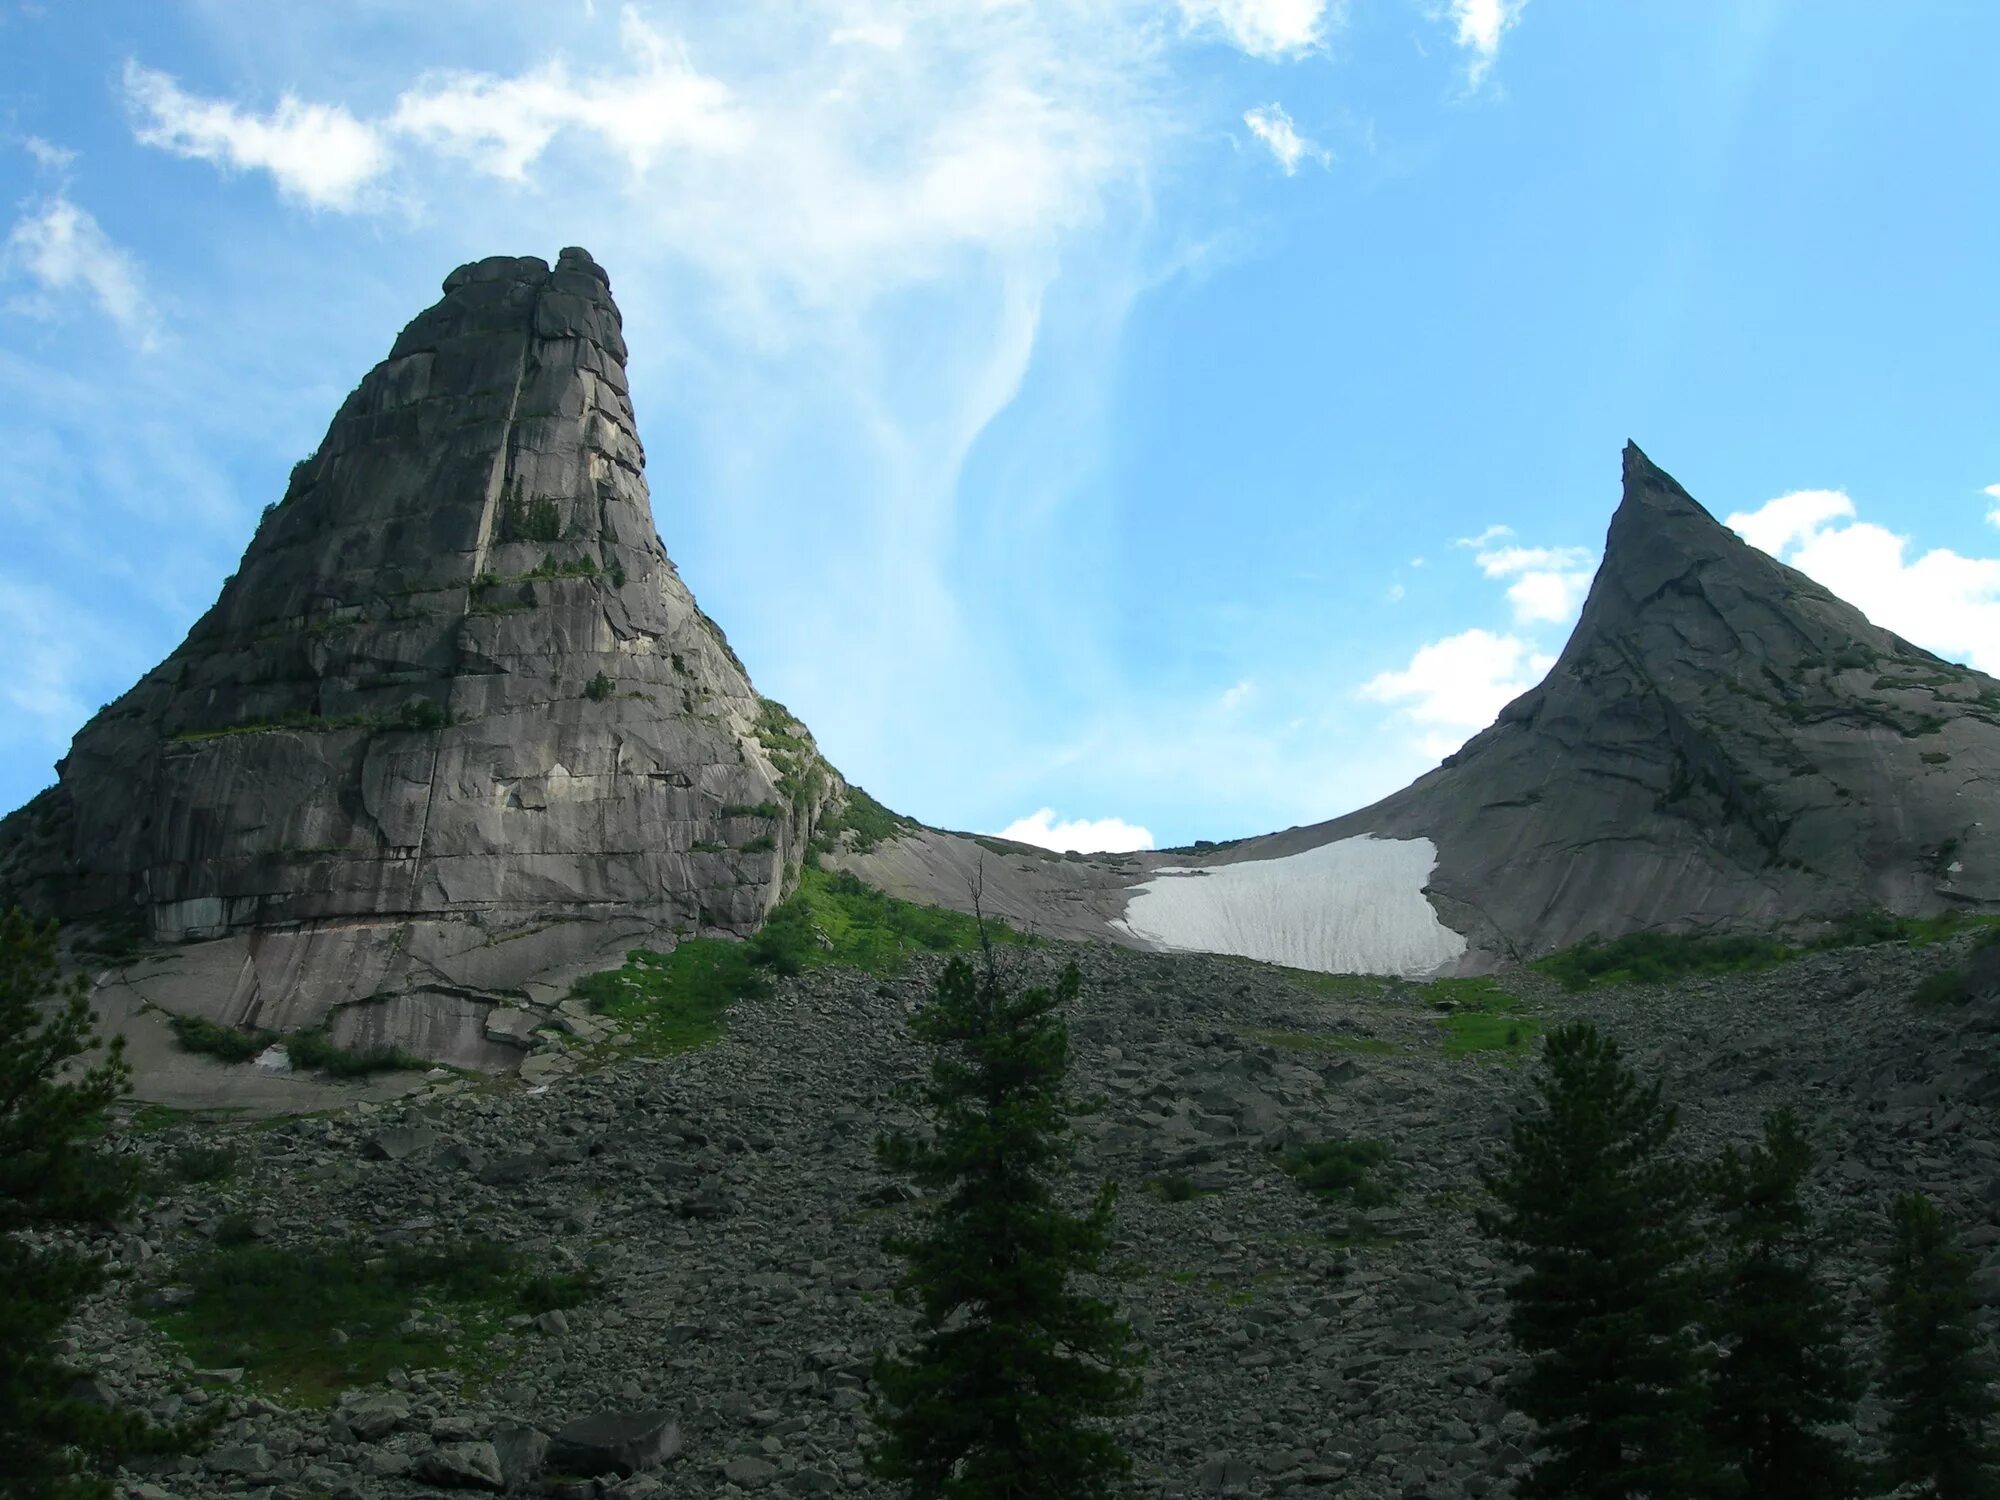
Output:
top-left (390, 8), bottom-right (744, 180)
top-left (1179, 0), bottom-right (1336, 58)
top-left (1219, 677), bottom-right (1257, 711)
top-left (1726, 490), bottom-right (2000, 674)
top-left (1471, 542), bottom-right (1596, 625)
top-left (1243, 103), bottom-right (1325, 174)
top-left (1983, 482), bottom-right (2000, 528)
top-left (1360, 627), bottom-right (1553, 734)
top-left (996, 807), bottom-right (1156, 853)
top-left (4, 194), bottom-right (160, 350)
top-left (123, 61), bottom-right (391, 210)
top-left (22, 136), bottom-right (75, 171)
top-left (126, 5), bottom-right (1160, 312)
top-left (1453, 523), bottom-right (1513, 548)
top-left (1729, 487), bottom-right (1854, 556)
top-left (1449, 0), bottom-right (1526, 88)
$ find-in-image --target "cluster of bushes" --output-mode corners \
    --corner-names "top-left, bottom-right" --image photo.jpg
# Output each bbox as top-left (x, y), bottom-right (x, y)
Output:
top-left (168, 1014), bottom-right (422, 1078)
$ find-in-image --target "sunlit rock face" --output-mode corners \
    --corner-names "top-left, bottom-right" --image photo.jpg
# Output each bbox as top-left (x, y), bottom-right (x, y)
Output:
top-left (1225, 442), bottom-right (2000, 966)
top-left (0, 249), bottom-right (840, 1047)
top-left (841, 445), bottom-right (2000, 971)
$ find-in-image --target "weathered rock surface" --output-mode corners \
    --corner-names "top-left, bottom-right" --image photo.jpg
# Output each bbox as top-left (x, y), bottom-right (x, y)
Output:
top-left (843, 444), bottom-right (2000, 966)
top-left (0, 249), bottom-right (844, 1055)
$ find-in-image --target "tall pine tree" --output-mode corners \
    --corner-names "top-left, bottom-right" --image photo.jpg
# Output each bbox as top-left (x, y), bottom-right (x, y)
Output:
top-left (1879, 1191), bottom-right (2000, 1500)
top-left (1475, 1020), bottom-right (1711, 1500)
top-left (2, 909), bottom-right (202, 1499)
top-left (868, 951), bottom-right (1143, 1500)
top-left (1701, 1107), bottom-right (1862, 1499)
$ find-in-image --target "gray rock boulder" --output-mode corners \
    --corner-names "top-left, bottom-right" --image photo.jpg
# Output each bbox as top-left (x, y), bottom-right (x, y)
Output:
top-left (547, 1408), bottom-right (682, 1477)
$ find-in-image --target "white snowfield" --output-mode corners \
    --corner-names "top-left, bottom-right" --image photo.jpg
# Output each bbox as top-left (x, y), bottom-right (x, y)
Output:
top-left (1111, 834), bottom-right (1467, 977)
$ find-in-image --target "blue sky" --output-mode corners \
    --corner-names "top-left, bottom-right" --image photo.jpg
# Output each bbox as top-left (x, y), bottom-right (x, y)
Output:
top-left (2, 0), bottom-right (1997, 852)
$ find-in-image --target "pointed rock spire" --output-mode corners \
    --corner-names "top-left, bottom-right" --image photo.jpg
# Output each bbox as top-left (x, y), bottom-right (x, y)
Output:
top-left (0, 250), bottom-right (843, 1063)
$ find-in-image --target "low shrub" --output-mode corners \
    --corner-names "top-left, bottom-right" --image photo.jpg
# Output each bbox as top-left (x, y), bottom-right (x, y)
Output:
top-left (285, 1027), bottom-right (425, 1078)
top-left (1281, 1139), bottom-right (1396, 1209)
top-left (170, 1014), bottom-right (276, 1064)
top-left (171, 1145), bottom-right (238, 1184)
top-left (1146, 1174), bottom-right (1204, 1204)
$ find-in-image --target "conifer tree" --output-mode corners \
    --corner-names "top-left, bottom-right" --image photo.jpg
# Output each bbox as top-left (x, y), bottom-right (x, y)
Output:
top-left (1475, 1020), bottom-right (1712, 1499)
top-left (867, 950), bottom-right (1143, 1500)
top-left (2, 909), bottom-right (199, 1499)
top-left (1701, 1107), bottom-right (1862, 1499)
top-left (1879, 1191), bottom-right (2000, 1500)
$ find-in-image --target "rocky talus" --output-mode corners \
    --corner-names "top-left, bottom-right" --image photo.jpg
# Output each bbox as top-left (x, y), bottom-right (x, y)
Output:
top-left (56, 933), bottom-right (2000, 1499)
top-left (0, 249), bottom-right (843, 1063)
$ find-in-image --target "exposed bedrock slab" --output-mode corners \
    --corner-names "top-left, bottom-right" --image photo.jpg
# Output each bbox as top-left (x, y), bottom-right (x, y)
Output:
top-left (0, 248), bottom-right (843, 1048)
top-left (841, 444), bottom-right (2000, 970)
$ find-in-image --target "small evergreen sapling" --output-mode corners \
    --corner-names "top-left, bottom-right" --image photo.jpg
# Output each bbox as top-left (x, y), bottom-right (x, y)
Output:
top-left (867, 951), bottom-right (1143, 1499)
top-left (1, 909), bottom-right (205, 1498)
top-left (1701, 1107), bottom-right (1862, 1499)
top-left (1879, 1191), bottom-right (2000, 1500)
top-left (1475, 1020), bottom-right (1712, 1499)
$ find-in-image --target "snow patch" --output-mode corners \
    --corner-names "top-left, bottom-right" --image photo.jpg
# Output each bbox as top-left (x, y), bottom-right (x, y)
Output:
top-left (1112, 835), bottom-right (1466, 976)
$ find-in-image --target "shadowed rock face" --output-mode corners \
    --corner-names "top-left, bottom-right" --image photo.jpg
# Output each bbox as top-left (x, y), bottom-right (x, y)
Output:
top-left (0, 249), bottom-right (840, 1047)
top-left (842, 444), bottom-right (2000, 967)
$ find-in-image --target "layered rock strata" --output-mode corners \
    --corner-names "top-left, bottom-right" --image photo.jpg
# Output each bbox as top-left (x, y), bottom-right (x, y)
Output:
top-left (0, 249), bottom-right (840, 1058)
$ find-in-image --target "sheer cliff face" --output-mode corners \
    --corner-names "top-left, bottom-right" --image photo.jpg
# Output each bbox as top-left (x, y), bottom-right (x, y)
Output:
top-left (0, 249), bottom-right (837, 1044)
top-left (1315, 443), bottom-right (2000, 960)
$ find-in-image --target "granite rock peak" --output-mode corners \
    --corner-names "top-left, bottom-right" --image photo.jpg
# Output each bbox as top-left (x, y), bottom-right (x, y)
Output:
top-left (0, 249), bottom-right (844, 1066)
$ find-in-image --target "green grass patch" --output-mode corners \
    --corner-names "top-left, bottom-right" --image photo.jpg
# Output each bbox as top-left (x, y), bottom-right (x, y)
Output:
top-left (1533, 931), bottom-right (1794, 991)
top-left (575, 868), bottom-right (1029, 1056)
top-left (144, 1238), bottom-right (591, 1406)
top-left (1537, 911), bottom-right (2000, 993)
top-left (1414, 977), bottom-right (1541, 1058)
top-left (1279, 1138), bottom-right (1396, 1209)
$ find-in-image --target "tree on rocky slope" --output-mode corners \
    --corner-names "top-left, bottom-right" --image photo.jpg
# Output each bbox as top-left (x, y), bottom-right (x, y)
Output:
top-left (1879, 1191), bottom-right (2000, 1500)
top-left (1, 909), bottom-right (201, 1498)
top-left (1475, 1020), bottom-right (1714, 1499)
top-left (1700, 1107), bottom-right (1863, 1499)
top-left (866, 949), bottom-right (1143, 1499)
